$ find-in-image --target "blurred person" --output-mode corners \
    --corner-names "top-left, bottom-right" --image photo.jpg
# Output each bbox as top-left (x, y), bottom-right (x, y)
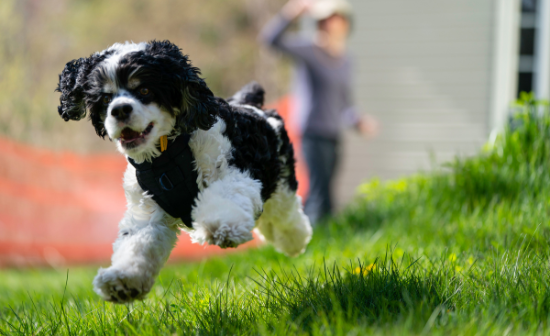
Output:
top-left (260, 0), bottom-right (378, 225)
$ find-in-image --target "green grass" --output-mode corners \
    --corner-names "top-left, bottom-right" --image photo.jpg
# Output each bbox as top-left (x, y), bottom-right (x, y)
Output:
top-left (3, 94), bottom-right (550, 335)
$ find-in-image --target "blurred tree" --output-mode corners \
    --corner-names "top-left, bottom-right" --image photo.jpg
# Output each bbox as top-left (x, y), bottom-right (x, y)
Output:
top-left (0, 0), bottom-right (289, 152)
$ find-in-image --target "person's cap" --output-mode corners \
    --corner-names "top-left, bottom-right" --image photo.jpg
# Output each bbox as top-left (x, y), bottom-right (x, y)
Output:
top-left (309, 0), bottom-right (352, 21)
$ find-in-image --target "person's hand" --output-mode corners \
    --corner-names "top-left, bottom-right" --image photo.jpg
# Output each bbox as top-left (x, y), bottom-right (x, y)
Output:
top-left (357, 115), bottom-right (379, 139)
top-left (281, 0), bottom-right (315, 20)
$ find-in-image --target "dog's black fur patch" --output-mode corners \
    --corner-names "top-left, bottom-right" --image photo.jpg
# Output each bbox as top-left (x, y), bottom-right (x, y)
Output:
top-left (216, 98), bottom-right (298, 201)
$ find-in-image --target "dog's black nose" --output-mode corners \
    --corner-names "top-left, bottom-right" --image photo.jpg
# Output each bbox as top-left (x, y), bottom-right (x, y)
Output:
top-left (111, 104), bottom-right (133, 120)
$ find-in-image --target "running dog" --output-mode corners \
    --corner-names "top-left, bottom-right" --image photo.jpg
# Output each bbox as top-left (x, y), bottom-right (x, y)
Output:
top-left (56, 40), bottom-right (312, 303)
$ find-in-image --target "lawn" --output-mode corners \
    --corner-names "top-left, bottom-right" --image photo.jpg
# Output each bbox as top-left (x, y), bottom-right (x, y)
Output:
top-left (2, 95), bottom-right (550, 335)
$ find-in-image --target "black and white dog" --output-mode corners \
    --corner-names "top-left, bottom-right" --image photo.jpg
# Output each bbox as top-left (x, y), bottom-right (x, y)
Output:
top-left (56, 40), bottom-right (312, 303)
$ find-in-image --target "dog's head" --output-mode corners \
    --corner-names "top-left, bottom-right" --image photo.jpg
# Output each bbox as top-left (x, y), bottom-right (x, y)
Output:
top-left (56, 40), bottom-right (218, 162)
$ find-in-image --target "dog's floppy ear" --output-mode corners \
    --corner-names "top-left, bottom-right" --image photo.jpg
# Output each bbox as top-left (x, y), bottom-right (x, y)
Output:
top-left (55, 53), bottom-right (105, 122)
top-left (147, 40), bottom-right (218, 134)
top-left (179, 65), bottom-right (219, 133)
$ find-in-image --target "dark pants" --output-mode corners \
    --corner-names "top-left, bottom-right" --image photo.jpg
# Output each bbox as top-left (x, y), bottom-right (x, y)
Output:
top-left (301, 133), bottom-right (340, 225)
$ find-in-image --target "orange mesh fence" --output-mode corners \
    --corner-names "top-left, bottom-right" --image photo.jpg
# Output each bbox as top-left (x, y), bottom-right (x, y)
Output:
top-left (0, 97), bottom-right (307, 267)
top-left (266, 96), bottom-right (309, 198)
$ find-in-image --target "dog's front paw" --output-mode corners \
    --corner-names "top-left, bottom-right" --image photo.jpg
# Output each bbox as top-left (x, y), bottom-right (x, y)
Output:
top-left (93, 266), bottom-right (154, 303)
top-left (219, 237), bottom-right (239, 249)
top-left (190, 217), bottom-right (254, 249)
top-left (210, 222), bottom-right (252, 248)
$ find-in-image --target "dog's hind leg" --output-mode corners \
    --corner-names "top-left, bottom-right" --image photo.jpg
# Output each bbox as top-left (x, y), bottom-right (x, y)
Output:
top-left (255, 183), bottom-right (312, 257)
top-left (93, 165), bottom-right (180, 303)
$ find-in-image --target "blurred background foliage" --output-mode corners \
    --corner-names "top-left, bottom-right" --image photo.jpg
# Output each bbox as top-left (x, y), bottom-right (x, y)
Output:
top-left (0, 0), bottom-right (290, 152)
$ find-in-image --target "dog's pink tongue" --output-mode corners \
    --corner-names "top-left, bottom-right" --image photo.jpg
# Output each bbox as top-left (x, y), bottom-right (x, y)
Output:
top-left (121, 128), bottom-right (140, 141)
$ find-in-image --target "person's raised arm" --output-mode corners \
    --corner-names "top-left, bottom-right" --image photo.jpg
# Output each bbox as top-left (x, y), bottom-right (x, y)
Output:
top-left (259, 0), bottom-right (314, 59)
top-left (281, 0), bottom-right (313, 20)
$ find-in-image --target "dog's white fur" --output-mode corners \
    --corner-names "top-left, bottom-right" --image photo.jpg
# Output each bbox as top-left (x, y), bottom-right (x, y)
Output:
top-left (91, 43), bottom-right (312, 302)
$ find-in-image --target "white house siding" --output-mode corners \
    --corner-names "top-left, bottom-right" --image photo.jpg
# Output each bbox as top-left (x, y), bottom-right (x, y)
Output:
top-left (335, 0), bottom-right (496, 208)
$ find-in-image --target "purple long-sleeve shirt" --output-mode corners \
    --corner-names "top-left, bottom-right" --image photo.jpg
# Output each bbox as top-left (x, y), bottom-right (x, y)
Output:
top-left (260, 14), bottom-right (359, 139)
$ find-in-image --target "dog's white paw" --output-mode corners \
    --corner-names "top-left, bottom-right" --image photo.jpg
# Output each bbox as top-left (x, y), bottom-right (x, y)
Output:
top-left (211, 220), bottom-right (253, 248)
top-left (191, 217), bottom-right (254, 249)
top-left (93, 266), bottom-right (154, 303)
top-left (191, 193), bottom-right (256, 248)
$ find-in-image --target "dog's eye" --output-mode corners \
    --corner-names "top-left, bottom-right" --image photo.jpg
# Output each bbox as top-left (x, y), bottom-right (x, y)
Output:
top-left (139, 87), bottom-right (150, 96)
top-left (103, 94), bottom-right (112, 105)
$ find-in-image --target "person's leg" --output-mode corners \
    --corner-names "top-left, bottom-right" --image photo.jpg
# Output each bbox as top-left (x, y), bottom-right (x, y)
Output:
top-left (302, 134), bottom-right (334, 225)
top-left (323, 137), bottom-right (340, 217)
top-left (302, 134), bottom-right (323, 225)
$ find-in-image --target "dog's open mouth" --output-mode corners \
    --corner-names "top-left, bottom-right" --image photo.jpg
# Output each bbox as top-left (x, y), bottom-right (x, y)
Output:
top-left (119, 122), bottom-right (154, 147)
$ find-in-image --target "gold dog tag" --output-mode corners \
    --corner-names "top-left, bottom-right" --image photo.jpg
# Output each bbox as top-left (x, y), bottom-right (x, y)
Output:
top-left (160, 135), bottom-right (168, 152)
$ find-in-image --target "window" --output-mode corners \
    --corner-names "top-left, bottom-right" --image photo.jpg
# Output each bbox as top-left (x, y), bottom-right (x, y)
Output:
top-left (517, 0), bottom-right (537, 96)
top-left (522, 0), bottom-right (537, 12)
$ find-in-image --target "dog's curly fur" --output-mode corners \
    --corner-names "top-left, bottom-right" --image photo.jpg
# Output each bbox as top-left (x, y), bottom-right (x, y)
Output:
top-left (56, 40), bottom-right (312, 303)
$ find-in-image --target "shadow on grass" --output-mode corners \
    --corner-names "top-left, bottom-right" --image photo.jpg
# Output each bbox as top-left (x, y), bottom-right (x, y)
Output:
top-left (253, 255), bottom-right (451, 333)
top-left (158, 255), bottom-right (451, 335)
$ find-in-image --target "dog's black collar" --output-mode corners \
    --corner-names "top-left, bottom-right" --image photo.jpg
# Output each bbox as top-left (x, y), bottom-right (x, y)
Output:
top-left (127, 135), bottom-right (199, 228)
